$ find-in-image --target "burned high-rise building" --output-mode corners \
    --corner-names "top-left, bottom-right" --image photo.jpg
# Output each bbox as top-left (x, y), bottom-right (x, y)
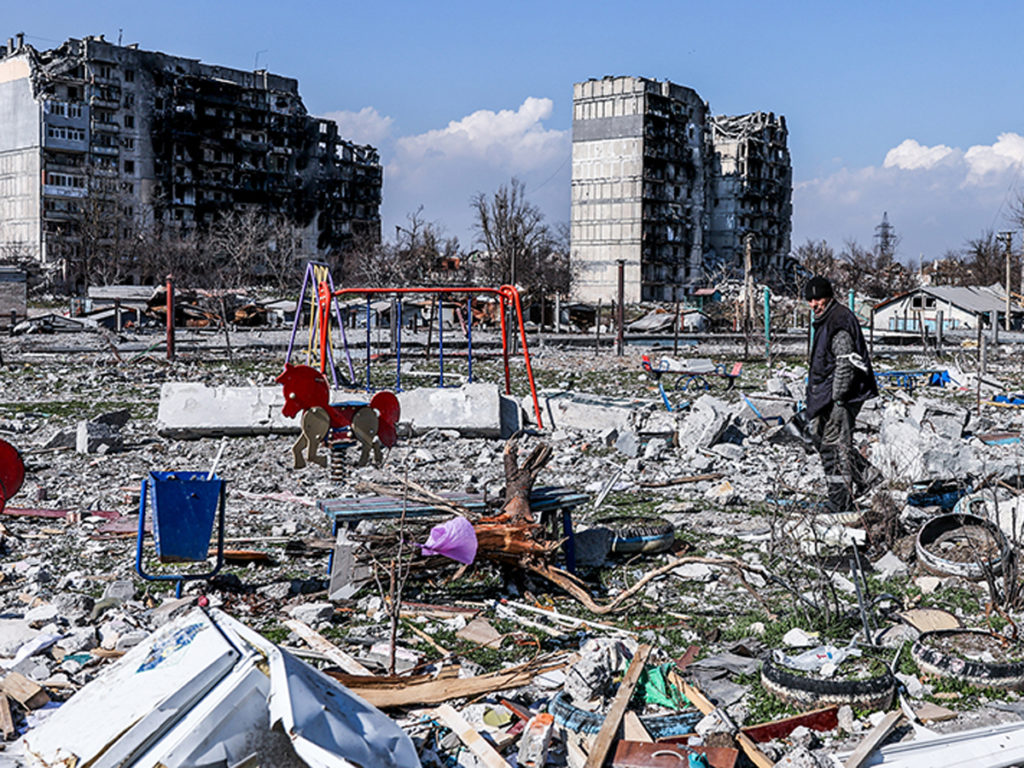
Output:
top-left (707, 112), bottom-right (792, 278)
top-left (0, 33), bottom-right (381, 282)
top-left (570, 76), bottom-right (792, 302)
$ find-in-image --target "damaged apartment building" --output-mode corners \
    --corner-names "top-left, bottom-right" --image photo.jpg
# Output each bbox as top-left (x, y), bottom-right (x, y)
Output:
top-left (570, 76), bottom-right (792, 303)
top-left (0, 33), bottom-right (381, 283)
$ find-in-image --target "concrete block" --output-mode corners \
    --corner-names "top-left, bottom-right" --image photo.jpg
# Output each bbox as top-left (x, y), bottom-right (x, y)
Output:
top-left (157, 383), bottom-right (297, 438)
top-left (872, 402), bottom-right (970, 483)
top-left (500, 395), bottom-right (523, 439)
top-left (614, 430), bottom-right (640, 458)
top-left (528, 391), bottom-right (655, 433)
top-left (637, 408), bottom-right (678, 437)
top-left (398, 383), bottom-right (504, 437)
top-left (288, 602), bottom-right (334, 625)
top-left (910, 399), bottom-right (970, 441)
top-left (75, 421), bottom-right (122, 454)
top-left (677, 394), bottom-right (734, 453)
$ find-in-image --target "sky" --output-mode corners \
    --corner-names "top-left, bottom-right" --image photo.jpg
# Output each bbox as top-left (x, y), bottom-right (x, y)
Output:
top-left (7, 0), bottom-right (1024, 264)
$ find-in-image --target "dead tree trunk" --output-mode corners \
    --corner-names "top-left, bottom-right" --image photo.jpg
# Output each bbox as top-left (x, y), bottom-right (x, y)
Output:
top-left (501, 437), bottom-right (552, 523)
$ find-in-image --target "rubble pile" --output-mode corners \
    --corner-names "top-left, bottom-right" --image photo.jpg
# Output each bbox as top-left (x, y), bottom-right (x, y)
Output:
top-left (3, 329), bottom-right (1024, 766)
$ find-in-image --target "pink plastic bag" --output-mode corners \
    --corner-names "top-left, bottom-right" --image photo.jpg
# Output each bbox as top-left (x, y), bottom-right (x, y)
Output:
top-left (420, 516), bottom-right (478, 564)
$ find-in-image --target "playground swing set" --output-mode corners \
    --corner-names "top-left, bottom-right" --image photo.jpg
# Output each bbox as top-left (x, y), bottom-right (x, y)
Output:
top-left (134, 263), bottom-right (548, 594)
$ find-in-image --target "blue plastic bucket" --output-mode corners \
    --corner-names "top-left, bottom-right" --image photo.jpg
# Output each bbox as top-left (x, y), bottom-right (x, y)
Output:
top-left (148, 471), bottom-right (223, 563)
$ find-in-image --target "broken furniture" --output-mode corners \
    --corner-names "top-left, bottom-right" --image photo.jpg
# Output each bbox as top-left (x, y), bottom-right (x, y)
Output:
top-left (135, 470), bottom-right (226, 598)
top-left (320, 487), bottom-right (587, 599)
top-left (276, 363), bottom-right (400, 469)
top-left (0, 439), bottom-right (24, 513)
top-left (642, 355), bottom-right (742, 411)
top-left (874, 369), bottom-right (950, 394)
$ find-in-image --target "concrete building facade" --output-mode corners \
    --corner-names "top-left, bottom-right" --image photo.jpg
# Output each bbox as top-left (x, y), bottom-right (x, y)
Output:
top-left (570, 76), bottom-right (792, 302)
top-left (0, 33), bottom-right (381, 280)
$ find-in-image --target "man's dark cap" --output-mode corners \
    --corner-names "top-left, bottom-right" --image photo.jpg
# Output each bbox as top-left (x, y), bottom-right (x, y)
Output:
top-left (804, 276), bottom-right (834, 300)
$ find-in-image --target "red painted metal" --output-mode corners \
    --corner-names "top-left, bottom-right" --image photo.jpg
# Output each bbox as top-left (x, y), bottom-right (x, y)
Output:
top-left (0, 439), bottom-right (25, 513)
top-left (165, 276), bottom-right (175, 360)
top-left (317, 280), bottom-right (332, 374)
top-left (276, 363), bottom-right (399, 447)
top-left (741, 706), bottom-right (839, 743)
top-left (327, 285), bottom-right (543, 429)
top-left (370, 391), bottom-right (400, 447)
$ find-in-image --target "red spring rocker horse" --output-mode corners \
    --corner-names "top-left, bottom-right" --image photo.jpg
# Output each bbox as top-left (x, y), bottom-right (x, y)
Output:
top-left (276, 364), bottom-right (400, 469)
top-left (0, 439), bottom-right (25, 513)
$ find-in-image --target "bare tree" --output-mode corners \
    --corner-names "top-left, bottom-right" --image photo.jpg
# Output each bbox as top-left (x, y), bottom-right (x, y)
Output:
top-left (471, 178), bottom-right (566, 299)
top-left (961, 230), bottom-right (1006, 287)
top-left (342, 207), bottom-right (463, 287)
top-left (794, 239), bottom-right (840, 292)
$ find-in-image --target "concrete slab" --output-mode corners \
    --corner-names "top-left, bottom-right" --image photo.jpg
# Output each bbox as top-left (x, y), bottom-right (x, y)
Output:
top-left (157, 383), bottom-right (297, 438)
top-left (676, 394), bottom-right (734, 453)
top-left (159, 381), bottom-right (518, 440)
top-left (398, 382), bottom-right (506, 437)
top-left (526, 391), bottom-right (656, 433)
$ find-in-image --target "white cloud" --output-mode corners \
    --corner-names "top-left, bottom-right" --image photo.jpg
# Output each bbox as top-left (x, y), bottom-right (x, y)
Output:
top-left (391, 97), bottom-right (566, 174)
top-left (883, 139), bottom-right (957, 171)
top-left (795, 133), bottom-right (1024, 261)
top-left (383, 97), bottom-right (570, 245)
top-left (320, 106), bottom-right (394, 146)
top-left (964, 132), bottom-right (1024, 185)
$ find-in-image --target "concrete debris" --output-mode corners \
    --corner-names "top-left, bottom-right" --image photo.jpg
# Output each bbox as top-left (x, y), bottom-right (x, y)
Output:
top-left (676, 394), bottom-right (734, 453)
top-left (8, 327), bottom-right (1024, 766)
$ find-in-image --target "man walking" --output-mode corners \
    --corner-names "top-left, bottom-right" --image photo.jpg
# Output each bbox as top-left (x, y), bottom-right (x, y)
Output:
top-left (804, 276), bottom-right (878, 515)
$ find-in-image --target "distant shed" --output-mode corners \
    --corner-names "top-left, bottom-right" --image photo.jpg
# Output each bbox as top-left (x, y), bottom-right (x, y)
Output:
top-left (871, 284), bottom-right (1023, 331)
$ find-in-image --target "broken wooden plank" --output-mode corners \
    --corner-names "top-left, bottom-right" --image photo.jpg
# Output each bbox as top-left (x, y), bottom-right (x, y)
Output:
top-left (612, 740), bottom-right (738, 768)
top-left (622, 711), bottom-right (652, 743)
top-left (0, 695), bottom-right (14, 740)
top-left (584, 643), bottom-right (653, 768)
top-left (680, 679), bottom-right (773, 768)
top-left (282, 618), bottom-right (372, 676)
top-left (742, 705), bottom-right (839, 743)
top-left (1, 672), bottom-right (49, 710)
top-left (328, 656), bottom-right (568, 709)
top-left (435, 703), bottom-right (509, 768)
top-left (843, 710), bottom-right (903, 768)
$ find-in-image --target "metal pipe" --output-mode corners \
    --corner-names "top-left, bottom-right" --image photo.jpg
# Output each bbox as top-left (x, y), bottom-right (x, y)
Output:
top-left (507, 286), bottom-right (544, 429)
top-left (467, 297), bottom-right (473, 383)
top-left (437, 293), bottom-right (444, 388)
top-left (365, 296), bottom-right (371, 393)
top-left (325, 268), bottom-right (355, 385)
top-left (318, 281), bottom-right (330, 376)
top-left (763, 286), bottom-right (771, 360)
top-left (165, 275), bottom-right (175, 360)
top-left (499, 296), bottom-right (510, 394)
top-left (616, 259), bottom-right (625, 356)
top-left (395, 297), bottom-right (402, 392)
